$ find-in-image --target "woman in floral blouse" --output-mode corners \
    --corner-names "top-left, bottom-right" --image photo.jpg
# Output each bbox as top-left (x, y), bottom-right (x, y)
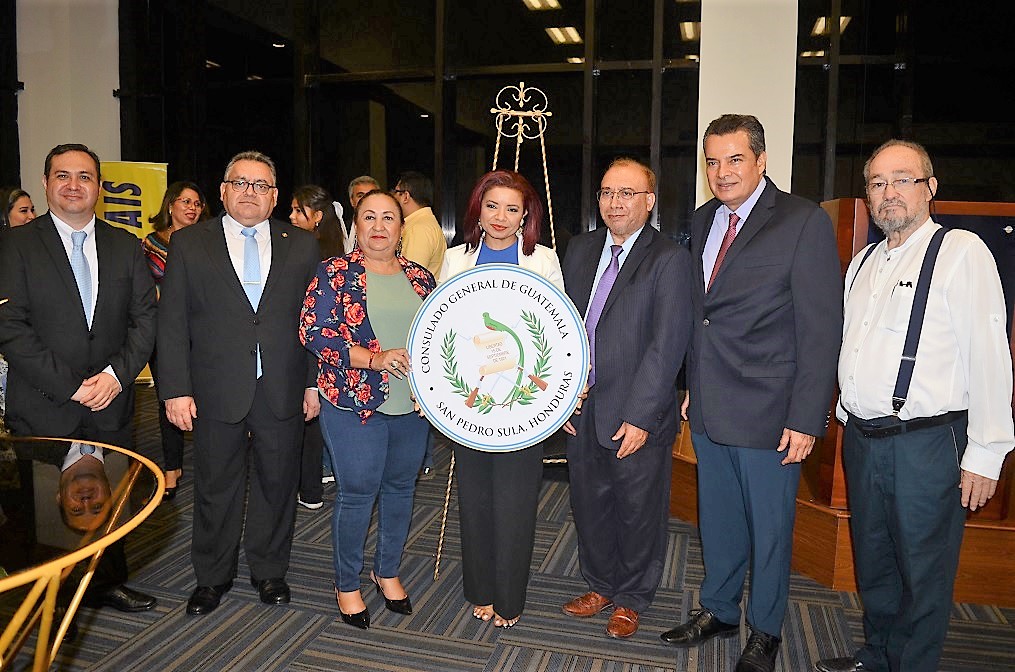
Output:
top-left (299, 190), bottom-right (436, 630)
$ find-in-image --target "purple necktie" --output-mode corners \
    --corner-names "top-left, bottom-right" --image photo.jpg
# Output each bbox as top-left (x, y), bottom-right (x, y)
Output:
top-left (585, 244), bottom-right (623, 387)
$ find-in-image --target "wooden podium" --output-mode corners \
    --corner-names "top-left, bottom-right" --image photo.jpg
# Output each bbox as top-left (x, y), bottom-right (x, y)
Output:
top-left (670, 198), bottom-right (1015, 606)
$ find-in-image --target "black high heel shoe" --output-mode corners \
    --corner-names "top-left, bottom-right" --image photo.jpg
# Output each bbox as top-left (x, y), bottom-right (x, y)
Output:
top-left (340, 608), bottom-right (370, 629)
top-left (163, 470), bottom-right (182, 501)
top-left (336, 589), bottom-right (370, 629)
top-left (371, 574), bottom-right (412, 615)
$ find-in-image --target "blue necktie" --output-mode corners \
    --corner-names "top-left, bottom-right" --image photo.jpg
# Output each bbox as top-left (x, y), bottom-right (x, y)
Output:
top-left (70, 230), bottom-right (93, 326)
top-left (241, 227), bottom-right (263, 377)
top-left (585, 244), bottom-right (622, 387)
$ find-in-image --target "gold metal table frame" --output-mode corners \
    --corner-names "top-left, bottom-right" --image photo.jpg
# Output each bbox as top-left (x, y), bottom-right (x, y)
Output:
top-left (0, 437), bottom-right (164, 672)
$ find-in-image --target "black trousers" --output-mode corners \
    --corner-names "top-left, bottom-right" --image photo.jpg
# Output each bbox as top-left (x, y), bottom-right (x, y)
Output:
top-left (298, 416), bottom-right (325, 503)
top-left (190, 379), bottom-right (303, 585)
top-left (844, 415), bottom-right (968, 672)
top-left (454, 441), bottom-right (543, 620)
top-left (148, 348), bottom-right (185, 471)
top-left (564, 389), bottom-right (672, 613)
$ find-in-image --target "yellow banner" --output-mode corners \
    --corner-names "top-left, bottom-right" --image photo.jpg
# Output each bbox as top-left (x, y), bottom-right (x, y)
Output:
top-left (95, 161), bottom-right (168, 240)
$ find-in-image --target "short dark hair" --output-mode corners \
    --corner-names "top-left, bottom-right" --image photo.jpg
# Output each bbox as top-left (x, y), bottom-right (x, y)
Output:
top-left (703, 114), bottom-right (766, 158)
top-left (224, 150), bottom-right (277, 183)
top-left (44, 143), bottom-right (101, 178)
top-left (462, 170), bottom-right (544, 257)
top-left (394, 171), bottom-right (433, 208)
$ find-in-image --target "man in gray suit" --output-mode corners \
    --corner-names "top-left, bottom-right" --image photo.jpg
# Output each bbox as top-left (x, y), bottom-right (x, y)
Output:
top-left (661, 115), bottom-right (842, 672)
top-left (560, 157), bottom-right (692, 639)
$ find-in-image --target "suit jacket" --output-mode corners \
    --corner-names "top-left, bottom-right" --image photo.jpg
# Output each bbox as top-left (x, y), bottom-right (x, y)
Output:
top-left (439, 242), bottom-right (564, 291)
top-left (156, 215), bottom-right (320, 423)
top-left (562, 224), bottom-right (692, 448)
top-left (687, 177), bottom-right (842, 449)
top-left (0, 214), bottom-right (156, 436)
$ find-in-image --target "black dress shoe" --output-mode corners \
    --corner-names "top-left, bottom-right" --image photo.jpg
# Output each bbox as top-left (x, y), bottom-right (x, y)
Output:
top-left (95, 585), bottom-right (157, 612)
top-left (815, 657), bottom-right (864, 672)
top-left (340, 607), bottom-right (370, 629)
top-left (163, 486), bottom-right (177, 501)
top-left (251, 577), bottom-right (291, 605)
top-left (734, 630), bottom-right (781, 672)
top-left (186, 581), bottom-right (233, 615)
top-left (660, 608), bottom-right (739, 646)
top-left (371, 575), bottom-right (412, 615)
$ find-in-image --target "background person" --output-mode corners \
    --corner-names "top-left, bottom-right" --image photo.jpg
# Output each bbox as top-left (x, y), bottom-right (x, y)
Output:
top-left (439, 169), bottom-right (563, 628)
top-left (142, 180), bottom-right (206, 500)
top-left (344, 175), bottom-right (381, 253)
top-left (0, 186), bottom-right (36, 230)
top-left (289, 184), bottom-right (346, 510)
top-left (300, 190), bottom-right (436, 630)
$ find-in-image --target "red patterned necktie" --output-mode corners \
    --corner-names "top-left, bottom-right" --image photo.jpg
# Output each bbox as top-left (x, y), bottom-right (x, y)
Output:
top-left (707, 212), bottom-right (740, 291)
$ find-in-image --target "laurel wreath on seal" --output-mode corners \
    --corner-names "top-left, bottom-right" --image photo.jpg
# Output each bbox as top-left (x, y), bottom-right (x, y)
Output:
top-left (442, 311), bottom-right (552, 414)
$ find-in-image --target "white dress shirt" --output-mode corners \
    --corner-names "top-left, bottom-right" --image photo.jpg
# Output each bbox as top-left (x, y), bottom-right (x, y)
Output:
top-left (837, 218), bottom-right (1014, 479)
top-left (51, 213), bottom-right (119, 387)
top-left (222, 214), bottom-right (272, 291)
top-left (51, 213), bottom-right (98, 326)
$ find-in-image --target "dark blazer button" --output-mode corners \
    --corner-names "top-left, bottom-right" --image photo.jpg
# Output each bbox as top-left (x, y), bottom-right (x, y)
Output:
top-left (250, 350), bottom-right (257, 356)
top-left (88, 334), bottom-right (95, 341)
top-left (253, 318), bottom-right (260, 325)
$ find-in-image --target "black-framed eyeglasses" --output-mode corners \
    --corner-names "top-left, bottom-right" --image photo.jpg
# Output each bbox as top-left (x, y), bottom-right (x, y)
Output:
top-left (223, 179), bottom-right (277, 195)
top-left (596, 188), bottom-right (651, 201)
top-left (392, 188), bottom-right (408, 196)
top-left (865, 177), bottom-right (932, 195)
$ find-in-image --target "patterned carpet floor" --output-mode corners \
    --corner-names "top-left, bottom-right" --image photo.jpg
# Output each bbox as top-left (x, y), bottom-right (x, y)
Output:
top-left (4, 386), bottom-right (1014, 671)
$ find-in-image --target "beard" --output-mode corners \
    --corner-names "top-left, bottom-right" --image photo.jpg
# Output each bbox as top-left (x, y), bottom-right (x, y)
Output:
top-left (870, 199), bottom-right (923, 237)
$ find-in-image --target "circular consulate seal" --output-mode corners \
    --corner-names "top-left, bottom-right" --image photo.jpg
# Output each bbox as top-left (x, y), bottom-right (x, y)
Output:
top-left (408, 264), bottom-right (589, 452)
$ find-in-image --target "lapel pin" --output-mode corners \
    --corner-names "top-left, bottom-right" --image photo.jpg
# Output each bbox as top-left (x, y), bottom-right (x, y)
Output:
top-left (282, 232), bottom-right (288, 238)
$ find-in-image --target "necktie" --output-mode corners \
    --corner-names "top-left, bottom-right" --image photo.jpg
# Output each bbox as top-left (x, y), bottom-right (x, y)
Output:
top-left (70, 230), bottom-right (93, 325)
top-left (585, 244), bottom-right (623, 387)
top-left (707, 212), bottom-right (740, 291)
top-left (241, 227), bottom-right (263, 377)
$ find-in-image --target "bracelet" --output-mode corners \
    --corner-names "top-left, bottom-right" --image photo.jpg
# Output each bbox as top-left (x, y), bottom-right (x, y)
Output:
top-left (368, 351), bottom-right (377, 371)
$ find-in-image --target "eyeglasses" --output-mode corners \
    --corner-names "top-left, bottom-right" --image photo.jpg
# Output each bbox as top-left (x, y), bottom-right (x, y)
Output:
top-left (866, 177), bottom-right (931, 195)
top-left (174, 197), bottom-right (204, 209)
top-left (596, 188), bottom-right (651, 201)
top-left (392, 188), bottom-right (408, 196)
top-left (224, 179), bottom-right (277, 195)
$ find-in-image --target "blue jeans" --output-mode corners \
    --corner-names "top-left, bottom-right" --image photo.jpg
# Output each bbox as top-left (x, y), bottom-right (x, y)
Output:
top-left (319, 401), bottom-right (428, 591)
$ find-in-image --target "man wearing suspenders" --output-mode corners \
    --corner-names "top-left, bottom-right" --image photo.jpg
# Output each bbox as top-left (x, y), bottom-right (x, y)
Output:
top-left (817, 140), bottom-right (1014, 672)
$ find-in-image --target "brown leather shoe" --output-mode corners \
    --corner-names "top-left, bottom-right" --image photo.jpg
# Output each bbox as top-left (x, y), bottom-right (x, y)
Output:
top-left (606, 606), bottom-right (639, 639)
top-left (562, 591), bottom-right (614, 617)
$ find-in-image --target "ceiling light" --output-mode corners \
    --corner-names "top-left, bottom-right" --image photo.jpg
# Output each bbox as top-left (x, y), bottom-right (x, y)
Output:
top-left (811, 16), bottom-right (852, 36)
top-left (205, 59), bottom-right (220, 69)
top-left (246, 74), bottom-right (263, 81)
top-left (686, 54), bottom-right (699, 62)
top-left (420, 113), bottom-right (430, 118)
top-left (679, 22), bottom-right (700, 41)
top-left (800, 50), bottom-right (826, 57)
top-left (271, 42), bottom-right (285, 48)
top-left (522, 0), bottom-right (561, 9)
top-left (566, 57), bottom-right (584, 64)
top-left (545, 26), bottom-right (582, 45)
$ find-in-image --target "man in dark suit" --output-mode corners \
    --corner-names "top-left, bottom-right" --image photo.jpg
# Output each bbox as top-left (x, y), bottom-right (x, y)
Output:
top-left (560, 157), bottom-right (692, 639)
top-left (660, 115), bottom-right (842, 672)
top-left (157, 150), bottom-right (321, 615)
top-left (0, 143), bottom-right (158, 613)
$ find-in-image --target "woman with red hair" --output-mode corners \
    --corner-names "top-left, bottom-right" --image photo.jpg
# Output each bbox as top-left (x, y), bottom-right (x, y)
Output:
top-left (440, 170), bottom-right (564, 628)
